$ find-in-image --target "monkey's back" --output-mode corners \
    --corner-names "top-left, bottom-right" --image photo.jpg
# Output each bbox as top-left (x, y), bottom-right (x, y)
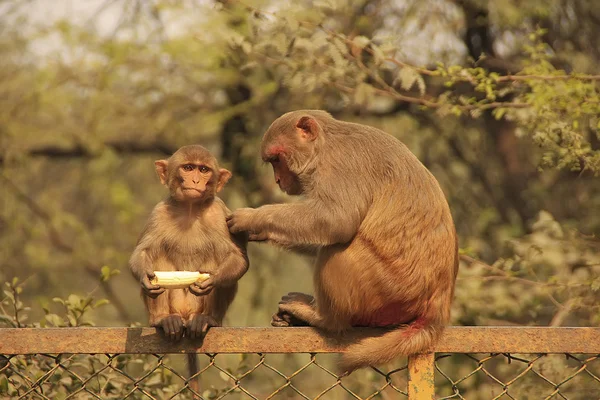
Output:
top-left (316, 119), bottom-right (458, 327)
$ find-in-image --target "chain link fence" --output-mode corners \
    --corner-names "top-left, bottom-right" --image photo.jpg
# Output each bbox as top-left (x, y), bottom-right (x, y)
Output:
top-left (1, 327), bottom-right (599, 399)
top-left (1, 352), bottom-right (408, 399)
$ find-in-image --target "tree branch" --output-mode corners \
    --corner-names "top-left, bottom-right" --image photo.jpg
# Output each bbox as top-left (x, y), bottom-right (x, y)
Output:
top-left (0, 140), bottom-right (176, 164)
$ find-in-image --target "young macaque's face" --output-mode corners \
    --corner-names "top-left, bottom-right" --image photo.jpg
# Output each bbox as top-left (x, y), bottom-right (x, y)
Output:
top-left (155, 147), bottom-right (231, 205)
top-left (175, 162), bottom-right (214, 202)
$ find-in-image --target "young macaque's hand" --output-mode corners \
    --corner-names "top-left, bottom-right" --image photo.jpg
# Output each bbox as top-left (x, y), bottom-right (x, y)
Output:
top-left (226, 208), bottom-right (268, 241)
top-left (189, 276), bottom-right (215, 296)
top-left (141, 271), bottom-right (166, 298)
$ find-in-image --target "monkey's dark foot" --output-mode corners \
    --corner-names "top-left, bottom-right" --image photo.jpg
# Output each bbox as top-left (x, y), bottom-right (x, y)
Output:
top-left (160, 314), bottom-right (185, 341)
top-left (271, 311), bottom-right (310, 327)
top-left (187, 314), bottom-right (219, 339)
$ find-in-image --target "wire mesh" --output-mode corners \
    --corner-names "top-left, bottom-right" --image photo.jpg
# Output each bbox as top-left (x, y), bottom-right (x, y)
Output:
top-left (0, 352), bottom-right (408, 400)
top-left (435, 353), bottom-right (600, 400)
top-left (2, 351), bottom-right (600, 399)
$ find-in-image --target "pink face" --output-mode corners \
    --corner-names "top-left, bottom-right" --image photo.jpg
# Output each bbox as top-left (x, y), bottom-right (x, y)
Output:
top-left (265, 149), bottom-right (302, 196)
top-left (175, 163), bottom-right (213, 202)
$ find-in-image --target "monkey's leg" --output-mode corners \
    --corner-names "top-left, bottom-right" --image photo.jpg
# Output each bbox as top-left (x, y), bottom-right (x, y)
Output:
top-left (185, 287), bottom-right (235, 339)
top-left (145, 290), bottom-right (185, 341)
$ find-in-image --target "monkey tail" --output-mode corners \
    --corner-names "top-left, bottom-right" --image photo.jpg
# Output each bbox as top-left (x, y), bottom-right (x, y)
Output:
top-left (339, 318), bottom-right (444, 373)
top-left (187, 353), bottom-right (200, 399)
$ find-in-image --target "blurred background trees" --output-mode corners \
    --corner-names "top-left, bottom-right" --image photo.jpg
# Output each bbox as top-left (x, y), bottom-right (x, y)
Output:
top-left (1, 0), bottom-right (599, 336)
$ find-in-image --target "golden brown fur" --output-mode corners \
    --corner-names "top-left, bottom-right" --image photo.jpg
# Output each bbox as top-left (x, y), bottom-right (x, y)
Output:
top-left (129, 145), bottom-right (249, 394)
top-left (228, 111), bottom-right (458, 372)
top-left (136, 198), bottom-right (242, 327)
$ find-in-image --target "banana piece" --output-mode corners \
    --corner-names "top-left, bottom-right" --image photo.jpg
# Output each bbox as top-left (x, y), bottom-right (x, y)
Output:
top-left (151, 271), bottom-right (210, 289)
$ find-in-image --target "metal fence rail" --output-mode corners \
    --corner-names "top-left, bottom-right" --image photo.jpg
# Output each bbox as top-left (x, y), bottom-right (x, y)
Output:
top-left (1, 327), bottom-right (599, 399)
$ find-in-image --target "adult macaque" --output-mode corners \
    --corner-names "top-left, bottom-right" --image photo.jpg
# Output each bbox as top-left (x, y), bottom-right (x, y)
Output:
top-left (129, 145), bottom-right (249, 391)
top-left (228, 110), bottom-right (458, 372)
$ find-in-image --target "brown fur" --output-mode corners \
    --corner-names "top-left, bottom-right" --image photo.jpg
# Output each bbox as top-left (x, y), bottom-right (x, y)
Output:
top-left (228, 111), bottom-right (458, 372)
top-left (129, 145), bottom-right (249, 395)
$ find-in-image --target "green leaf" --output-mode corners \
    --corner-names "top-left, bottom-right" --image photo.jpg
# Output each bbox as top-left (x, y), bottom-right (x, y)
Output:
top-left (93, 299), bottom-right (110, 308)
top-left (67, 314), bottom-right (77, 327)
top-left (283, 15), bottom-right (299, 32)
top-left (144, 373), bottom-right (163, 386)
top-left (67, 294), bottom-right (81, 307)
top-left (0, 315), bottom-right (17, 327)
top-left (371, 44), bottom-right (385, 65)
top-left (353, 83), bottom-right (373, 105)
top-left (44, 314), bottom-right (64, 327)
top-left (396, 67), bottom-right (418, 92)
top-left (352, 35), bottom-right (370, 50)
top-left (101, 266), bottom-right (111, 282)
top-left (219, 371), bottom-right (231, 381)
top-left (0, 376), bottom-right (8, 393)
top-left (60, 376), bottom-right (73, 386)
top-left (53, 297), bottom-right (65, 305)
top-left (416, 74), bottom-right (426, 96)
top-left (493, 108), bottom-right (507, 120)
top-left (3, 291), bottom-right (14, 302)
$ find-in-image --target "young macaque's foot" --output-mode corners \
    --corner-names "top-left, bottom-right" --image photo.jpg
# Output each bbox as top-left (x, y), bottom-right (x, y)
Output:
top-left (161, 314), bottom-right (185, 341)
top-left (271, 311), bottom-right (310, 327)
top-left (187, 314), bottom-right (219, 339)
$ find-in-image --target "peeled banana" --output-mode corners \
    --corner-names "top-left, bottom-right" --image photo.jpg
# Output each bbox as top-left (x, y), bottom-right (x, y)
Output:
top-left (151, 271), bottom-right (210, 289)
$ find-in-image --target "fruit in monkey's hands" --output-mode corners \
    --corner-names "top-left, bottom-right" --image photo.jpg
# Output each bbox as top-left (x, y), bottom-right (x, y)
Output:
top-left (150, 271), bottom-right (211, 289)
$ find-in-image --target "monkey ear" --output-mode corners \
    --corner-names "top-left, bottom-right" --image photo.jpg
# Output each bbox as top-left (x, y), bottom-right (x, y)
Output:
top-left (154, 160), bottom-right (169, 185)
top-left (295, 116), bottom-right (320, 141)
top-left (216, 168), bottom-right (232, 193)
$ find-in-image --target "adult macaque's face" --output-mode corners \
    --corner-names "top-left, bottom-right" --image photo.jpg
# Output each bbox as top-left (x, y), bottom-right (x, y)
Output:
top-left (271, 157), bottom-right (302, 195)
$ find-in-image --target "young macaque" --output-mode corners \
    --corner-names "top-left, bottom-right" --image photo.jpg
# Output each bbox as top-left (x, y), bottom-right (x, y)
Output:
top-left (228, 110), bottom-right (458, 372)
top-left (129, 144), bottom-right (248, 338)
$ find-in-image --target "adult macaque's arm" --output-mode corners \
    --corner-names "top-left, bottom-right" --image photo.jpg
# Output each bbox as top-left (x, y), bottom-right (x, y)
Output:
top-left (227, 200), bottom-right (360, 247)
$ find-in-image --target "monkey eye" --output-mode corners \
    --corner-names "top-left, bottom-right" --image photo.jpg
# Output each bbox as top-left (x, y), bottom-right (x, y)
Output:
top-left (199, 166), bottom-right (210, 173)
top-left (182, 164), bottom-right (195, 172)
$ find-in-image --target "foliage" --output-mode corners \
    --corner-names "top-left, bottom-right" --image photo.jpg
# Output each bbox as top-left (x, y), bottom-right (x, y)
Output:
top-left (0, 0), bottom-right (600, 396)
top-left (0, 276), bottom-right (191, 399)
